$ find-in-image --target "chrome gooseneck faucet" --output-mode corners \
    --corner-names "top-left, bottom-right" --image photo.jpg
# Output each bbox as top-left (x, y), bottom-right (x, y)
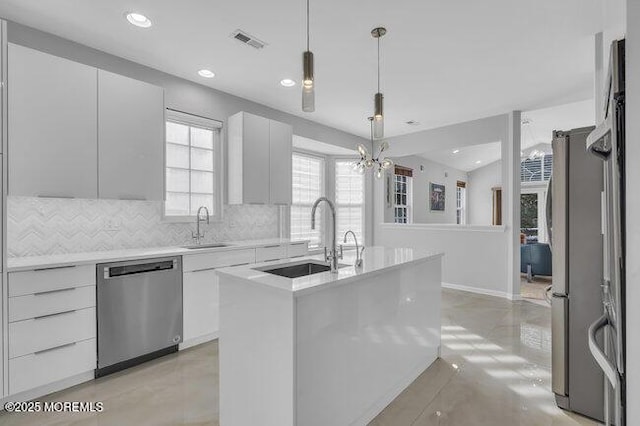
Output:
top-left (343, 230), bottom-right (365, 268)
top-left (192, 206), bottom-right (210, 245)
top-left (311, 197), bottom-right (342, 273)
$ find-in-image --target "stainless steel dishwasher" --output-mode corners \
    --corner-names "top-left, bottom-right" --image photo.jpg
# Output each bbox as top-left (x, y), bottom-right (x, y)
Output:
top-left (96, 257), bottom-right (183, 377)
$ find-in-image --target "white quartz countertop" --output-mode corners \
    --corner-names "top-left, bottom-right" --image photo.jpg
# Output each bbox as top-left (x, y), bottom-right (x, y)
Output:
top-left (216, 246), bottom-right (444, 297)
top-left (7, 238), bottom-right (307, 272)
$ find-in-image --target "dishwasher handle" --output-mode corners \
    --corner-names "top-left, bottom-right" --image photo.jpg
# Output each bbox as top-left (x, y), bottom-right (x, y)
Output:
top-left (103, 259), bottom-right (178, 279)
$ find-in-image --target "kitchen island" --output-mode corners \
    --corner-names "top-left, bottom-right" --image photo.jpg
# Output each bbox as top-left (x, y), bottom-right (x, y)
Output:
top-left (217, 246), bottom-right (443, 426)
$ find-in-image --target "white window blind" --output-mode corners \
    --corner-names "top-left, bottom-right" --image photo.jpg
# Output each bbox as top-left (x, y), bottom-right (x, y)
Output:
top-left (291, 153), bottom-right (325, 247)
top-left (165, 110), bottom-right (222, 219)
top-left (335, 160), bottom-right (364, 244)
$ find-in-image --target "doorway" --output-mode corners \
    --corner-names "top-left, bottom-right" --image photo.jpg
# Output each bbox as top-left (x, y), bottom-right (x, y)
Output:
top-left (520, 188), bottom-right (552, 303)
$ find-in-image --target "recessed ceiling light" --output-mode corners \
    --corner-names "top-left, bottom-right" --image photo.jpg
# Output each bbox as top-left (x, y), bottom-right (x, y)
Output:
top-left (198, 69), bottom-right (215, 78)
top-left (280, 79), bottom-right (296, 87)
top-left (125, 12), bottom-right (152, 28)
top-left (452, 149), bottom-right (460, 154)
top-left (475, 160), bottom-right (482, 164)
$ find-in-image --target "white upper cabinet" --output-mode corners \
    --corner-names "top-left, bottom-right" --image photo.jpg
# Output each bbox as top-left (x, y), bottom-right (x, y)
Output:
top-left (269, 119), bottom-right (293, 205)
top-left (228, 112), bottom-right (292, 205)
top-left (98, 70), bottom-right (165, 201)
top-left (8, 44), bottom-right (98, 198)
top-left (228, 112), bottom-right (270, 204)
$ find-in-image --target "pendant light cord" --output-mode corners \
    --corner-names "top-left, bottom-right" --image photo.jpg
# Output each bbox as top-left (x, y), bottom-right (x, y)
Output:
top-left (377, 35), bottom-right (380, 92)
top-left (306, 0), bottom-right (310, 51)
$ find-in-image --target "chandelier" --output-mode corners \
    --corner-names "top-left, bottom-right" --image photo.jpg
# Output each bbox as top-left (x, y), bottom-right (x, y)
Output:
top-left (353, 117), bottom-right (394, 178)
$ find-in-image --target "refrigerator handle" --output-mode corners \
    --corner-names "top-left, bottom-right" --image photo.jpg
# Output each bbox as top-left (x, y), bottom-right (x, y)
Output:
top-left (588, 314), bottom-right (623, 426)
top-left (545, 176), bottom-right (553, 248)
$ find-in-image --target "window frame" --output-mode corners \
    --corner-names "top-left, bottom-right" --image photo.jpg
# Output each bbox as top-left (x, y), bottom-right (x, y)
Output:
top-left (163, 109), bottom-right (224, 223)
top-left (456, 184), bottom-right (467, 225)
top-left (393, 173), bottom-right (412, 224)
top-left (521, 153), bottom-right (553, 184)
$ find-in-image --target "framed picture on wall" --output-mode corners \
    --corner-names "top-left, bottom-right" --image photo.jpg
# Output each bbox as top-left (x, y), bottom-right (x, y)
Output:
top-left (429, 182), bottom-right (445, 211)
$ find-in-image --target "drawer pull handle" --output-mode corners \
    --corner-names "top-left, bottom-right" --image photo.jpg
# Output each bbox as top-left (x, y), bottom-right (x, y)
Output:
top-left (262, 245), bottom-right (281, 249)
top-left (290, 243), bottom-right (306, 246)
top-left (34, 310), bottom-right (77, 321)
top-left (264, 258), bottom-right (280, 262)
top-left (34, 342), bottom-right (77, 356)
top-left (34, 287), bottom-right (77, 297)
top-left (189, 267), bottom-right (218, 273)
top-left (33, 265), bottom-right (77, 272)
top-left (229, 262), bottom-right (250, 267)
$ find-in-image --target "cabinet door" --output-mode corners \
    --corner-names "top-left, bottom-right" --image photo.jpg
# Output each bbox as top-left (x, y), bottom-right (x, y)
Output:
top-left (183, 269), bottom-right (219, 341)
top-left (269, 120), bottom-right (292, 204)
top-left (98, 70), bottom-right (164, 201)
top-left (242, 113), bottom-right (270, 204)
top-left (8, 44), bottom-right (98, 198)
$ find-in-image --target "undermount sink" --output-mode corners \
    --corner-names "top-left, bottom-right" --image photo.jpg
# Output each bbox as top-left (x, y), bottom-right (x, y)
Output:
top-left (181, 243), bottom-right (232, 250)
top-left (257, 261), bottom-right (345, 279)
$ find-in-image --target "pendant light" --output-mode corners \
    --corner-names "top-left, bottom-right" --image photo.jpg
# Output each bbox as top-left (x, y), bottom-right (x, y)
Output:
top-left (371, 27), bottom-right (387, 139)
top-left (353, 117), bottom-right (394, 178)
top-left (302, 0), bottom-right (315, 112)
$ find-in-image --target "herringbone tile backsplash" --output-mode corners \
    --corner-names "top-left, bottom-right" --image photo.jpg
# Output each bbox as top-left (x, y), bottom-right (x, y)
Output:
top-left (8, 197), bottom-right (280, 258)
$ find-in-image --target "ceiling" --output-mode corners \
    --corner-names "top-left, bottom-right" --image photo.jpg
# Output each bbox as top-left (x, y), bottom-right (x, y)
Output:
top-left (0, 0), bottom-right (601, 139)
top-left (522, 98), bottom-right (595, 148)
top-left (416, 99), bottom-right (595, 172)
top-left (418, 142), bottom-right (502, 173)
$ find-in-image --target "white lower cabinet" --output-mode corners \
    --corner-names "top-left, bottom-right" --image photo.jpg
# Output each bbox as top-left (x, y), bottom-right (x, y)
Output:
top-left (6, 265), bottom-right (97, 396)
top-left (287, 242), bottom-right (309, 258)
top-left (183, 269), bottom-right (219, 343)
top-left (10, 339), bottom-right (96, 395)
top-left (181, 243), bottom-right (307, 348)
top-left (9, 307), bottom-right (96, 359)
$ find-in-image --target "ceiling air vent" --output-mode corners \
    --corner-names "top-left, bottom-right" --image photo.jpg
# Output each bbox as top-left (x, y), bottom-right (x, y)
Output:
top-left (231, 30), bottom-right (267, 49)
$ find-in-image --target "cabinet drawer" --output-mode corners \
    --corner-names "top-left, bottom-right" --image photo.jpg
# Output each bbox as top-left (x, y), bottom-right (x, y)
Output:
top-left (9, 285), bottom-right (96, 323)
top-left (9, 264), bottom-right (95, 297)
top-left (256, 244), bottom-right (287, 262)
top-left (9, 307), bottom-right (96, 359)
top-left (287, 242), bottom-right (309, 258)
top-left (10, 338), bottom-right (96, 395)
top-left (183, 248), bottom-right (256, 272)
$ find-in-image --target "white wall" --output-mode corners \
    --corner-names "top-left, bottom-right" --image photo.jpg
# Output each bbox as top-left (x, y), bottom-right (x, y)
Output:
top-left (377, 224), bottom-right (510, 298)
top-left (625, 0), bottom-right (637, 423)
top-left (386, 156), bottom-right (468, 224)
top-left (467, 160), bottom-right (502, 226)
top-left (374, 113), bottom-right (521, 298)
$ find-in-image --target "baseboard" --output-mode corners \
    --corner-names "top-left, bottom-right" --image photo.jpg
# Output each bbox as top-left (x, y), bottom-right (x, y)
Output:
top-left (179, 332), bottom-right (218, 350)
top-left (442, 282), bottom-right (518, 301)
top-left (0, 371), bottom-right (94, 409)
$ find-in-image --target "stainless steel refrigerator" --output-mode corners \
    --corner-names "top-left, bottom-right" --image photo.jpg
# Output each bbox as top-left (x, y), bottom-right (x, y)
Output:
top-left (586, 38), bottom-right (626, 426)
top-left (550, 125), bottom-right (605, 422)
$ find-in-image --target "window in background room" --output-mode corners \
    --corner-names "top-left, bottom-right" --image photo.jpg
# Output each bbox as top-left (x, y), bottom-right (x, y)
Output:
top-left (335, 159), bottom-right (365, 244)
top-left (291, 153), bottom-right (325, 247)
top-left (165, 110), bottom-right (222, 220)
top-left (456, 181), bottom-right (467, 225)
top-left (521, 154), bottom-right (553, 183)
top-left (393, 166), bottom-right (413, 224)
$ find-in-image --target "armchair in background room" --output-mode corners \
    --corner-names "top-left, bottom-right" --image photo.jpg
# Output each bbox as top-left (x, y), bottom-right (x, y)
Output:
top-left (520, 243), bottom-right (552, 282)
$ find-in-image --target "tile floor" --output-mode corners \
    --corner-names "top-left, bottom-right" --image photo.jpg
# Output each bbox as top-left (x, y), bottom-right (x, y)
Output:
top-left (0, 289), bottom-right (596, 426)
